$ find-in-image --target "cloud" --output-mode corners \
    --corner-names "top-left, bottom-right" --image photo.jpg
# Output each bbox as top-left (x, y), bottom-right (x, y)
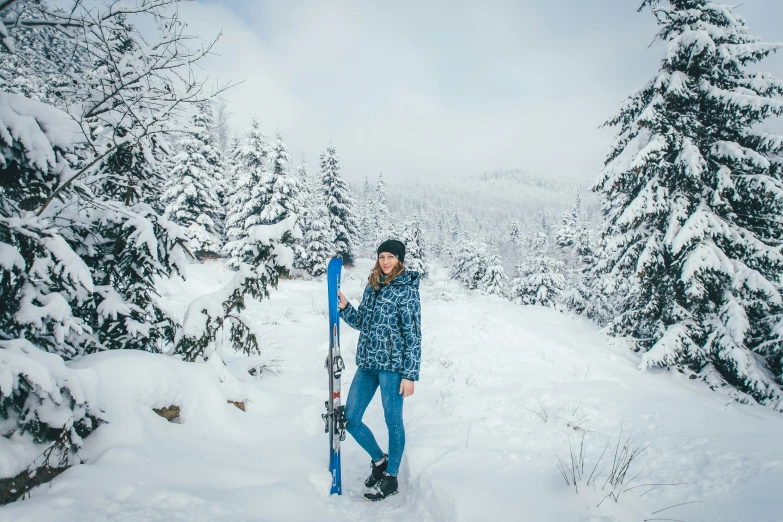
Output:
top-left (179, 0), bottom-right (783, 184)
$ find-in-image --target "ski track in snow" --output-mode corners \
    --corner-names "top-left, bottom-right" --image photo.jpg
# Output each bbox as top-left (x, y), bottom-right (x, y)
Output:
top-left (1, 259), bottom-right (782, 521)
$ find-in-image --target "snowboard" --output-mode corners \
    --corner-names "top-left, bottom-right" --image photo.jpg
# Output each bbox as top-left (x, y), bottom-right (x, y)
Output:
top-left (324, 257), bottom-right (346, 495)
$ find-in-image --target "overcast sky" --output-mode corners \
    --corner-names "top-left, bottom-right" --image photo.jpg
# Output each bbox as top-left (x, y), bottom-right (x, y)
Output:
top-left (179, 0), bottom-right (783, 184)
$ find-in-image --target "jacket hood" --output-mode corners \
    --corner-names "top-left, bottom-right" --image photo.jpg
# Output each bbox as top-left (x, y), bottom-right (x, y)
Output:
top-left (388, 269), bottom-right (420, 289)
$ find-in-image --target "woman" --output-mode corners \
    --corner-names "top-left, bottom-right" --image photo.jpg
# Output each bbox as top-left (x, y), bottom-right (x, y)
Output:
top-left (337, 239), bottom-right (422, 502)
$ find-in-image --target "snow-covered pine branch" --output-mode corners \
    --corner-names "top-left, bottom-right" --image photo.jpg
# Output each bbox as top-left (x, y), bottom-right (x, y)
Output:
top-left (177, 216), bottom-right (301, 361)
top-left (0, 339), bottom-right (104, 466)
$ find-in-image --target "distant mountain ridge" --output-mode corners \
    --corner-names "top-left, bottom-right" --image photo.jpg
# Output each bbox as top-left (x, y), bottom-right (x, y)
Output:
top-left (474, 168), bottom-right (588, 195)
top-left (376, 168), bottom-right (597, 231)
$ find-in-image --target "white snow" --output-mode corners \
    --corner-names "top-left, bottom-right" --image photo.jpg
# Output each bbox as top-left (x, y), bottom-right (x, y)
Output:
top-left (0, 92), bottom-right (79, 172)
top-left (0, 242), bottom-right (24, 271)
top-left (1, 259), bottom-right (782, 521)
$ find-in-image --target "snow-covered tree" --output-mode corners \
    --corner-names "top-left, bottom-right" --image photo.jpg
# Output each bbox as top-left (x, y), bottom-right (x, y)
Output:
top-left (452, 240), bottom-right (490, 291)
top-left (401, 218), bottom-right (427, 277)
top-left (162, 101), bottom-right (225, 259)
top-left (593, 0), bottom-right (783, 407)
top-left (295, 157), bottom-right (334, 277)
top-left (261, 131), bottom-right (301, 226)
top-left (360, 176), bottom-right (375, 255)
top-left (451, 211), bottom-right (461, 242)
top-left (483, 253), bottom-right (509, 297)
top-left (294, 153), bottom-right (309, 185)
top-left (223, 120), bottom-right (271, 267)
top-left (213, 98), bottom-right (232, 153)
top-left (376, 172), bottom-right (389, 212)
top-left (0, 0), bottom-right (225, 458)
top-left (430, 213), bottom-right (446, 258)
top-left (509, 220), bottom-right (521, 246)
top-left (556, 192), bottom-right (582, 248)
top-left (320, 144), bottom-right (359, 264)
top-left (299, 196), bottom-right (335, 277)
top-left (511, 233), bottom-right (565, 308)
top-left (221, 135), bottom-right (242, 207)
top-left (374, 172), bottom-right (391, 245)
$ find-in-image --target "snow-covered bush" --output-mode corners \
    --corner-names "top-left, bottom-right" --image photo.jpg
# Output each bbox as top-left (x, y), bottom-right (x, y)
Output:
top-left (177, 216), bottom-right (301, 361)
top-left (0, 340), bottom-right (103, 466)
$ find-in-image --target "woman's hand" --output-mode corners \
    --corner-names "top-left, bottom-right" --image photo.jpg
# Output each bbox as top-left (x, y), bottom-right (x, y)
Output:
top-left (400, 378), bottom-right (414, 398)
top-left (337, 290), bottom-right (347, 310)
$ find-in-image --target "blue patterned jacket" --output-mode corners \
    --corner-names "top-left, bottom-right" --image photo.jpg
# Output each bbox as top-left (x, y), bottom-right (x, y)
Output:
top-left (340, 270), bottom-right (422, 381)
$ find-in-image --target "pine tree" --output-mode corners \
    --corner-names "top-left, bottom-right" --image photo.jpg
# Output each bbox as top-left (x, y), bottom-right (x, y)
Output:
top-left (451, 239), bottom-right (473, 285)
top-left (294, 153), bottom-right (309, 185)
top-left (320, 144), bottom-right (359, 264)
top-left (0, 0), bottom-right (221, 459)
top-left (511, 233), bottom-right (565, 308)
top-left (483, 252), bottom-right (509, 297)
top-left (561, 223), bottom-right (597, 317)
top-left (221, 135), bottom-right (242, 208)
top-left (509, 220), bottom-right (521, 246)
top-left (223, 120), bottom-right (271, 267)
top-left (432, 213), bottom-right (446, 258)
top-left (374, 172), bottom-right (391, 245)
top-left (402, 218), bottom-right (427, 277)
top-left (299, 188), bottom-right (335, 277)
top-left (361, 176), bottom-right (375, 255)
top-left (213, 98), bottom-right (232, 153)
top-left (162, 101), bottom-right (225, 259)
top-left (376, 172), bottom-right (388, 211)
top-left (261, 131), bottom-right (301, 225)
top-left (593, 0), bottom-right (783, 407)
top-left (556, 192), bottom-right (581, 249)
top-left (452, 240), bottom-right (489, 291)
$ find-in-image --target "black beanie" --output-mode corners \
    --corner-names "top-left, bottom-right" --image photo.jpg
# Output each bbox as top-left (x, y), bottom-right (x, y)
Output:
top-left (377, 239), bottom-right (406, 264)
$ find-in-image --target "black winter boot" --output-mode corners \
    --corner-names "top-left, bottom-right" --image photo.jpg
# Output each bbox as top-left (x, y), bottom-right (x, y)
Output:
top-left (364, 454), bottom-right (388, 488)
top-left (364, 472), bottom-right (398, 502)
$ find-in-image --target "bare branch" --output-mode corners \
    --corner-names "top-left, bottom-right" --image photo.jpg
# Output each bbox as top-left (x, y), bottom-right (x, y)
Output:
top-left (1, 17), bottom-right (84, 28)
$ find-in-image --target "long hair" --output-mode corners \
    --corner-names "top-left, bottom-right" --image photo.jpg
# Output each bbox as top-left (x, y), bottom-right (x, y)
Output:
top-left (368, 259), bottom-right (405, 290)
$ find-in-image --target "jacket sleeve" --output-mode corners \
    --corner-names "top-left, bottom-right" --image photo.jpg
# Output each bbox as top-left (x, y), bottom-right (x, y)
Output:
top-left (399, 286), bottom-right (422, 381)
top-left (340, 287), bottom-right (367, 331)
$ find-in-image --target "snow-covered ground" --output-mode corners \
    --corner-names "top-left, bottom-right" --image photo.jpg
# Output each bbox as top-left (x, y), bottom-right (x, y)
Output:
top-left (2, 259), bottom-right (781, 522)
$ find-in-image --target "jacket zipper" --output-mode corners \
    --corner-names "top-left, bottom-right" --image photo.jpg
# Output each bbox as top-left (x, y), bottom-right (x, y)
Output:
top-left (367, 284), bottom-right (393, 365)
top-left (388, 331), bottom-right (393, 363)
top-left (367, 286), bottom-right (380, 334)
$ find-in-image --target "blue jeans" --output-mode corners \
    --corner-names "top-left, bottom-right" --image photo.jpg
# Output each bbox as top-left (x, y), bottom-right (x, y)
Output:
top-left (344, 367), bottom-right (405, 476)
